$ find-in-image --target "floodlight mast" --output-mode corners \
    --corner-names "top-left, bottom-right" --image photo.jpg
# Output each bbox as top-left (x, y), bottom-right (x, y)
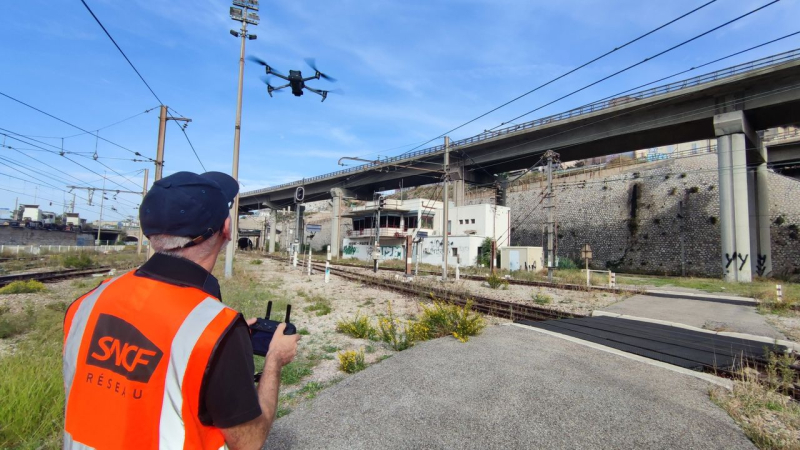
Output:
top-left (224, 0), bottom-right (259, 278)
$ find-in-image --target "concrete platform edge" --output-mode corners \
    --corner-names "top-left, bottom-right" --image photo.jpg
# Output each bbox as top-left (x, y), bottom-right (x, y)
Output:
top-left (509, 322), bottom-right (734, 389)
top-left (592, 310), bottom-right (800, 352)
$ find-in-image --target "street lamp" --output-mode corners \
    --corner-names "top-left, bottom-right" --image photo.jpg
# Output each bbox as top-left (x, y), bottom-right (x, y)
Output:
top-left (224, 0), bottom-right (259, 278)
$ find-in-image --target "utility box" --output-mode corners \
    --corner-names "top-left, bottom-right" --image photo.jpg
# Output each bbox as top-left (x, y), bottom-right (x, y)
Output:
top-left (501, 246), bottom-right (543, 272)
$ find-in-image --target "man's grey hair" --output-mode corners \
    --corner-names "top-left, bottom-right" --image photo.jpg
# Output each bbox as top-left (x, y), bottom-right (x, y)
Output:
top-left (149, 233), bottom-right (224, 261)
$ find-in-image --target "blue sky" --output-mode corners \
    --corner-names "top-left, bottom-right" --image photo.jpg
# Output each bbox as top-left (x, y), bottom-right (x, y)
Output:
top-left (1, 0), bottom-right (798, 222)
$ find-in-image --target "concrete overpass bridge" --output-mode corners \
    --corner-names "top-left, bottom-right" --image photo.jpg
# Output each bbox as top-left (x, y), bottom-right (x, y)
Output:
top-left (241, 49), bottom-right (800, 282)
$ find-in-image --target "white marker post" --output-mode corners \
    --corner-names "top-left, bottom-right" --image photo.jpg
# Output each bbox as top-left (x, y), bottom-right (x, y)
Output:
top-left (292, 243), bottom-right (298, 268)
top-left (777, 284), bottom-right (783, 303)
top-left (307, 245), bottom-right (312, 276)
top-left (610, 272), bottom-right (616, 288)
top-left (325, 245), bottom-right (331, 284)
top-left (455, 255), bottom-right (460, 281)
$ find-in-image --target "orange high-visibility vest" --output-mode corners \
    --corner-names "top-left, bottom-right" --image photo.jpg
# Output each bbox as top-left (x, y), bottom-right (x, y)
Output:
top-left (62, 271), bottom-right (241, 449)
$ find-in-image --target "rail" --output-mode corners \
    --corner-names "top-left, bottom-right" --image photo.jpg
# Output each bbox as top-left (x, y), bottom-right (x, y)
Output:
top-left (242, 48), bottom-right (800, 198)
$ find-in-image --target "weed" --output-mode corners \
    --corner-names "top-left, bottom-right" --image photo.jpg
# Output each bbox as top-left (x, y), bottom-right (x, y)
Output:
top-left (532, 293), bottom-right (552, 305)
top-left (303, 295), bottom-right (332, 316)
top-left (321, 345), bottom-right (339, 353)
top-left (61, 252), bottom-right (94, 269)
top-left (280, 361), bottom-right (313, 385)
top-left (338, 348), bottom-right (367, 374)
top-left (419, 300), bottom-right (485, 342)
top-left (687, 186), bottom-right (699, 194)
top-left (0, 303), bottom-right (35, 339)
top-left (335, 313), bottom-right (376, 340)
top-left (298, 328), bottom-right (310, 336)
top-left (298, 381), bottom-right (325, 400)
top-left (0, 280), bottom-right (46, 295)
top-left (378, 354), bottom-right (392, 362)
top-left (486, 272), bottom-right (509, 290)
top-left (365, 344), bottom-right (376, 354)
top-left (249, 259), bottom-right (263, 265)
top-left (377, 302), bottom-right (429, 351)
top-left (0, 304), bottom-right (66, 448)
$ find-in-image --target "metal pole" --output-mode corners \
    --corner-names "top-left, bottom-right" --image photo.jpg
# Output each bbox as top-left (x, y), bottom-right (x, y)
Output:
top-left (545, 150), bottom-right (555, 282)
top-left (138, 169), bottom-right (149, 256)
top-left (268, 208), bottom-right (277, 253)
top-left (96, 171), bottom-right (106, 246)
top-left (325, 245), bottom-right (331, 283)
top-left (154, 105), bottom-right (167, 181)
top-left (442, 136), bottom-right (450, 281)
top-left (224, 18), bottom-right (248, 279)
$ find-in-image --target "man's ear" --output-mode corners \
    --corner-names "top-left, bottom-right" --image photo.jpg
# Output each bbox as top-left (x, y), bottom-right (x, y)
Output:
top-left (222, 216), bottom-right (232, 241)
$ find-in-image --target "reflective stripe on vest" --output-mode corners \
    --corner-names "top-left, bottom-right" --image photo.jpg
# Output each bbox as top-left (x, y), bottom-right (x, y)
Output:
top-left (63, 277), bottom-right (121, 402)
top-left (159, 297), bottom-right (225, 450)
top-left (64, 430), bottom-right (95, 450)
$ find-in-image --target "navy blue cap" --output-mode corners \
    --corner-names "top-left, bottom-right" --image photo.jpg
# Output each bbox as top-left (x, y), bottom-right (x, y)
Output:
top-left (140, 171), bottom-right (239, 243)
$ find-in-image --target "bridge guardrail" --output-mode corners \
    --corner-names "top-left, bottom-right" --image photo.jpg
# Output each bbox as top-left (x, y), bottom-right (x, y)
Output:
top-left (243, 48), bottom-right (800, 197)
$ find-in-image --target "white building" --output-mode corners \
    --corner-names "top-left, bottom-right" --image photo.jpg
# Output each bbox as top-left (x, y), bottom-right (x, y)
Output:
top-left (341, 198), bottom-right (510, 267)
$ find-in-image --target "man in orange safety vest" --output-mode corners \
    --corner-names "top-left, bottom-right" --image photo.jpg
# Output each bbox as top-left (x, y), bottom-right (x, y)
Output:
top-left (63, 171), bottom-right (299, 449)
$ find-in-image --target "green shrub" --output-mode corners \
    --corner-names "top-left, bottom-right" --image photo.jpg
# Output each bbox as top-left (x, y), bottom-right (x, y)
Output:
top-left (419, 300), bottom-right (485, 342)
top-left (0, 280), bottom-right (46, 295)
top-left (557, 257), bottom-right (578, 270)
top-left (337, 348), bottom-right (366, 374)
top-left (486, 272), bottom-right (509, 290)
top-left (532, 293), bottom-right (552, 305)
top-left (335, 313), bottom-right (376, 339)
top-left (61, 253), bottom-right (94, 269)
top-left (303, 295), bottom-right (332, 316)
top-left (250, 259), bottom-right (263, 265)
top-left (477, 237), bottom-right (494, 267)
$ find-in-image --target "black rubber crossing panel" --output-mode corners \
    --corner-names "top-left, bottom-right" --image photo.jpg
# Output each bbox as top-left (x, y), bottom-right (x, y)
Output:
top-left (517, 316), bottom-right (785, 372)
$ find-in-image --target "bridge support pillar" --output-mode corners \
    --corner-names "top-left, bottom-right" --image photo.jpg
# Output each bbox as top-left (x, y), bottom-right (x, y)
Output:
top-left (754, 144), bottom-right (772, 277)
top-left (268, 208), bottom-right (277, 254)
top-left (715, 111), bottom-right (757, 282)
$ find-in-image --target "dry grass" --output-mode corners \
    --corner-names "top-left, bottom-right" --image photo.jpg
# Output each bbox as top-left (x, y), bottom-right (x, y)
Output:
top-left (711, 380), bottom-right (800, 449)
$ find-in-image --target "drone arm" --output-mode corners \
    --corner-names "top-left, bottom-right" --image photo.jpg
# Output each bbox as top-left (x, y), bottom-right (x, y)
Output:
top-left (301, 74), bottom-right (320, 82)
top-left (268, 83), bottom-right (291, 97)
top-left (268, 71), bottom-right (290, 81)
top-left (304, 86), bottom-right (328, 102)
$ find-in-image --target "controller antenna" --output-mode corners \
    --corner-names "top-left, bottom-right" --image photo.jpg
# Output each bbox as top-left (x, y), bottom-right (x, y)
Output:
top-left (285, 305), bottom-right (292, 324)
top-left (266, 301), bottom-right (273, 320)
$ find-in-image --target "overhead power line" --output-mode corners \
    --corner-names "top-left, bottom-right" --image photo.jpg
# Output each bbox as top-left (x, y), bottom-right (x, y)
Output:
top-left (490, 0), bottom-right (782, 130)
top-left (79, 0), bottom-right (164, 105)
top-left (24, 106), bottom-right (159, 140)
top-left (167, 107), bottom-right (207, 172)
top-left (0, 92), bottom-right (154, 161)
top-left (399, 0), bottom-right (719, 156)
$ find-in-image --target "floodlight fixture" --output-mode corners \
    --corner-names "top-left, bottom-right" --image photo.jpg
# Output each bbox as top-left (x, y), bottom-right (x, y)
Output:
top-left (230, 6), bottom-right (243, 20)
top-left (230, 29), bottom-right (240, 37)
top-left (245, 12), bottom-right (260, 24)
top-left (248, 34), bottom-right (257, 40)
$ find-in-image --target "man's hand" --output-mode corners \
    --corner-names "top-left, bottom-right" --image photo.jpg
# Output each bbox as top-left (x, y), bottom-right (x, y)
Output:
top-left (266, 323), bottom-right (299, 368)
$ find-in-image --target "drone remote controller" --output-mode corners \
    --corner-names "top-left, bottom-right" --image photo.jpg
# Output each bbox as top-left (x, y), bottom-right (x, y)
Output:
top-left (249, 301), bottom-right (297, 357)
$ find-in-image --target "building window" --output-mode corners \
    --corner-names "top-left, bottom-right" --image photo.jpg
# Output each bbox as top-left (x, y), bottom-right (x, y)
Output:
top-left (421, 216), bottom-right (433, 229)
top-left (471, 219), bottom-right (475, 224)
top-left (405, 216), bottom-right (418, 230)
top-left (451, 247), bottom-right (458, 256)
top-left (459, 219), bottom-right (463, 225)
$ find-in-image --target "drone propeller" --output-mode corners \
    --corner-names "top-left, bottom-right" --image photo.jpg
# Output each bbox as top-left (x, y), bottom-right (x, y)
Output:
top-left (304, 58), bottom-right (336, 82)
top-left (247, 56), bottom-right (284, 76)
top-left (260, 76), bottom-right (285, 97)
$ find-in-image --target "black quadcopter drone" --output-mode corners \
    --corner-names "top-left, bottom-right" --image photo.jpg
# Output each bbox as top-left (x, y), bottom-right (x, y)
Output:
top-left (247, 56), bottom-right (340, 102)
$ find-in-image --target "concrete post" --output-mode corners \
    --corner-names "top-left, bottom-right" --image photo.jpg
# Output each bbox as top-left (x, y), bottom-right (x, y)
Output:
top-left (268, 209), bottom-right (277, 254)
top-left (330, 191), bottom-right (341, 259)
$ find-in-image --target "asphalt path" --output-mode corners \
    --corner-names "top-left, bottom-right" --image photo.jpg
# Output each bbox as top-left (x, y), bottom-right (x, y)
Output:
top-left (265, 325), bottom-right (754, 450)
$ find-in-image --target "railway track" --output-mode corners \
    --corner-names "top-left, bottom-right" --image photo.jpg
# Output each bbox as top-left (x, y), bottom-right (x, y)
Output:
top-left (265, 255), bottom-right (581, 322)
top-left (0, 267), bottom-right (114, 287)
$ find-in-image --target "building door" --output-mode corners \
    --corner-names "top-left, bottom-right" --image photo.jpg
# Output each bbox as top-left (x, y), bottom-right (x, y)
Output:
top-left (509, 250), bottom-right (520, 271)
